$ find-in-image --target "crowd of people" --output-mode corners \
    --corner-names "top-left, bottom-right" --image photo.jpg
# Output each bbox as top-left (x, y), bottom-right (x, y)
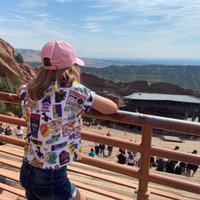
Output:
top-left (0, 122), bottom-right (24, 144)
top-left (89, 139), bottom-right (199, 178)
top-left (89, 132), bottom-right (114, 158)
top-left (155, 147), bottom-right (199, 177)
top-left (117, 145), bottom-right (199, 177)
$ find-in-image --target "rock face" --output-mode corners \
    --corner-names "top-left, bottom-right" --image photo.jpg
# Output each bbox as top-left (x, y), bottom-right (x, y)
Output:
top-left (81, 72), bottom-right (199, 98)
top-left (0, 38), bottom-right (36, 84)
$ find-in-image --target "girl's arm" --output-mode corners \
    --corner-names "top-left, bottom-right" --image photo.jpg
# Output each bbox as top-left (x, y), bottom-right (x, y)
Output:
top-left (92, 94), bottom-right (118, 114)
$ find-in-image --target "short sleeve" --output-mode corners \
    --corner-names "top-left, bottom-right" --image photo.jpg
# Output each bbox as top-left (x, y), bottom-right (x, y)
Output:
top-left (71, 81), bottom-right (95, 113)
top-left (83, 90), bottom-right (95, 113)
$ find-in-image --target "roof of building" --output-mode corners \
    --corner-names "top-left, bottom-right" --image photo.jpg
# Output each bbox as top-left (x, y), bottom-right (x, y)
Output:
top-left (124, 93), bottom-right (200, 104)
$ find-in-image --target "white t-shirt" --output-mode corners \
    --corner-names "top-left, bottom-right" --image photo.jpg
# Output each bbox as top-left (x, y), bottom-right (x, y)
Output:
top-left (19, 81), bottom-right (95, 169)
top-left (16, 129), bottom-right (23, 136)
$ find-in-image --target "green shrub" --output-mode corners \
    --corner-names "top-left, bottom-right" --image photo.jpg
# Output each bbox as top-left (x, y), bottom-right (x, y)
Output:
top-left (14, 53), bottom-right (24, 64)
top-left (0, 76), bottom-right (22, 117)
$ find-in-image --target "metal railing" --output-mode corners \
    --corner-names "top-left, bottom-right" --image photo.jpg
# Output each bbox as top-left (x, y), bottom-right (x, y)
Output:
top-left (0, 92), bottom-right (200, 200)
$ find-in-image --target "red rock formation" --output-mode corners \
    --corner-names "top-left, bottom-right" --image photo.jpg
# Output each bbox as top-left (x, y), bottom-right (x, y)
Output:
top-left (0, 38), bottom-right (36, 84)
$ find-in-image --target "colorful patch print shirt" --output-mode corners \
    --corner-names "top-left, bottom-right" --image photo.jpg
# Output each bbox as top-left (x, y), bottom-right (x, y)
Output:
top-left (19, 81), bottom-right (95, 169)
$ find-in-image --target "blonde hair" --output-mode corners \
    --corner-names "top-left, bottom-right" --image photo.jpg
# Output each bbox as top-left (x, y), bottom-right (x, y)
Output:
top-left (28, 65), bottom-right (80, 100)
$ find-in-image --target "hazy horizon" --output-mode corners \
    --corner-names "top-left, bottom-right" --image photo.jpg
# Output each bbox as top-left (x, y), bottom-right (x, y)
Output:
top-left (16, 48), bottom-right (200, 66)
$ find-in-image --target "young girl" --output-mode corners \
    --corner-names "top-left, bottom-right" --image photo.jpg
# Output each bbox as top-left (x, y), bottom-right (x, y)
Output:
top-left (17, 40), bottom-right (117, 200)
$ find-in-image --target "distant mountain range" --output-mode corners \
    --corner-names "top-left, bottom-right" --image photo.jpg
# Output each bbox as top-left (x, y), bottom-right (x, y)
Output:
top-left (16, 48), bottom-right (200, 93)
top-left (16, 48), bottom-right (200, 67)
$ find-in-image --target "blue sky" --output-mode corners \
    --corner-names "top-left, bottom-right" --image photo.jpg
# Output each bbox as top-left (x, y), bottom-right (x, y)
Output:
top-left (1, 0), bottom-right (200, 59)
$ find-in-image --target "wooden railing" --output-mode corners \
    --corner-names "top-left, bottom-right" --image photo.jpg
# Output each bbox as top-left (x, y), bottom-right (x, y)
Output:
top-left (0, 92), bottom-right (200, 200)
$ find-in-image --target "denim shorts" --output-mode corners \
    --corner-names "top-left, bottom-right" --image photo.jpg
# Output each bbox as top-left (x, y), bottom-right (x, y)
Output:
top-left (20, 160), bottom-right (77, 200)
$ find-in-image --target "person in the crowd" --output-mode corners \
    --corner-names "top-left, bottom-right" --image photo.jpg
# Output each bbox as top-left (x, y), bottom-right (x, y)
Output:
top-left (107, 132), bottom-right (113, 157)
top-left (16, 125), bottom-right (23, 139)
top-left (17, 40), bottom-right (117, 200)
top-left (0, 123), bottom-right (6, 145)
top-left (5, 126), bottom-right (12, 136)
top-left (174, 163), bottom-right (183, 175)
top-left (127, 152), bottom-right (136, 166)
top-left (88, 148), bottom-right (96, 157)
top-left (165, 159), bottom-right (177, 174)
top-left (174, 146), bottom-right (180, 151)
top-left (165, 146), bottom-right (180, 173)
top-left (94, 142), bottom-right (100, 155)
top-left (179, 161), bottom-right (187, 174)
top-left (150, 156), bottom-right (155, 168)
top-left (0, 123), bottom-right (5, 134)
top-left (186, 150), bottom-right (199, 177)
top-left (156, 157), bottom-right (166, 172)
top-left (117, 149), bottom-right (126, 164)
top-left (99, 143), bottom-right (106, 157)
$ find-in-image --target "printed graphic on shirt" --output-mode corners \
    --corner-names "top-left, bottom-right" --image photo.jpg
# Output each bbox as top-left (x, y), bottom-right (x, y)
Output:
top-left (48, 119), bottom-right (64, 133)
top-left (30, 114), bottom-right (40, 138)
top-left (68, 142), bottom-right (74, 156)
top-left (87, 93), bottom-right (94, 103)
top-left (53, 104), bottom-right (62, 118)
top-left (67, 91), bottom-right (86, 109)
top-left (68, 133), bottom-right (75, 140)
top-left (41, 95), bottom-right (51, 112)
top-left (73, 81), bottom-right (90, 96)
top-left (31, 138), bottom-right (42, 146)
top-left (24, 141), bottom-right (29, 156)
top-left (68, 112), bottom-right (76, 121)
top-left (51, 141), bottom-right (68, 151)
top-left (62, 121), bottom-right (75, 138)
top-left (45, 152), bottom-right (57, 164)
top-left (76, 147), bottom-right (82, 160)
top-left (55, 89), bottom-right (67, 103)
top-left (42, 112), bottom-right (51, 122)
top-left (46, 134), bottom-right (61, 144)
top-left (24, 108), bottom-right (31, 123)
top-left (36, 146), bottom-right (44, 159)
top-left (40, 124), bottom-right (50, 137)
top-left (59, 150), bottom-right (70, 165)
top-left (30, 158), bottom-right (44, 168)
top-left (64, 105), bottom-right (79, 113)
top-left (74, 126), bottom-right (81, 139)
top-left (30, 101), bottom-right (40, 113)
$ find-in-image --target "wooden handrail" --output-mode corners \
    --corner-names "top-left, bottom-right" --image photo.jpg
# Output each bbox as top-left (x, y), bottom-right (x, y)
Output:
top-left (0, 92), bottom-right (200, 200)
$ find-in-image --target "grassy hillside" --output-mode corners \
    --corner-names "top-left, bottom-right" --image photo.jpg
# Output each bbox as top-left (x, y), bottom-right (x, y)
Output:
top-left (81, 65), bottom-right (200, 92)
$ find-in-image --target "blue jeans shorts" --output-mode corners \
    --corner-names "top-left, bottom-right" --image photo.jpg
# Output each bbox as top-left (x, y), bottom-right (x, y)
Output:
top-left (20, 160), bottom-right (77, 200)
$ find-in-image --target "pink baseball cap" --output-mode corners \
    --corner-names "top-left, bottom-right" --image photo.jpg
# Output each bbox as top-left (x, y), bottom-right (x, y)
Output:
top-left (41, 40), bottom-right (84, 70)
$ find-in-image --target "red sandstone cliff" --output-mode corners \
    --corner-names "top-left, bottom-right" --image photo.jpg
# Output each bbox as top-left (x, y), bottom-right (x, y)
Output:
top-left (0, 38), bottom-right (36, 84)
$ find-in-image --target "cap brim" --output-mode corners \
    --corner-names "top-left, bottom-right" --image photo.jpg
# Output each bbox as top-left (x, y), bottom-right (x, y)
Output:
top-left (76, 57), bottom-right (85, 66)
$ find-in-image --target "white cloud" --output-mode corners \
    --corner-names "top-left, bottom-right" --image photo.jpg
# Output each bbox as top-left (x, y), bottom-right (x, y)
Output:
top-left (84, 15), bottom-right (118, 22)
top-left (54, 0), bottom-right (74, 3)
top-left (17, 0), bottom-right (48, 8)
top-left (0, 28), bottom-right (38, 38)
top-left (35, 13), bottom-right (48, 17)
top-left (9, 13), bottom-right (26, 20)
top-left (83, 22), bottom-right (102, 32)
